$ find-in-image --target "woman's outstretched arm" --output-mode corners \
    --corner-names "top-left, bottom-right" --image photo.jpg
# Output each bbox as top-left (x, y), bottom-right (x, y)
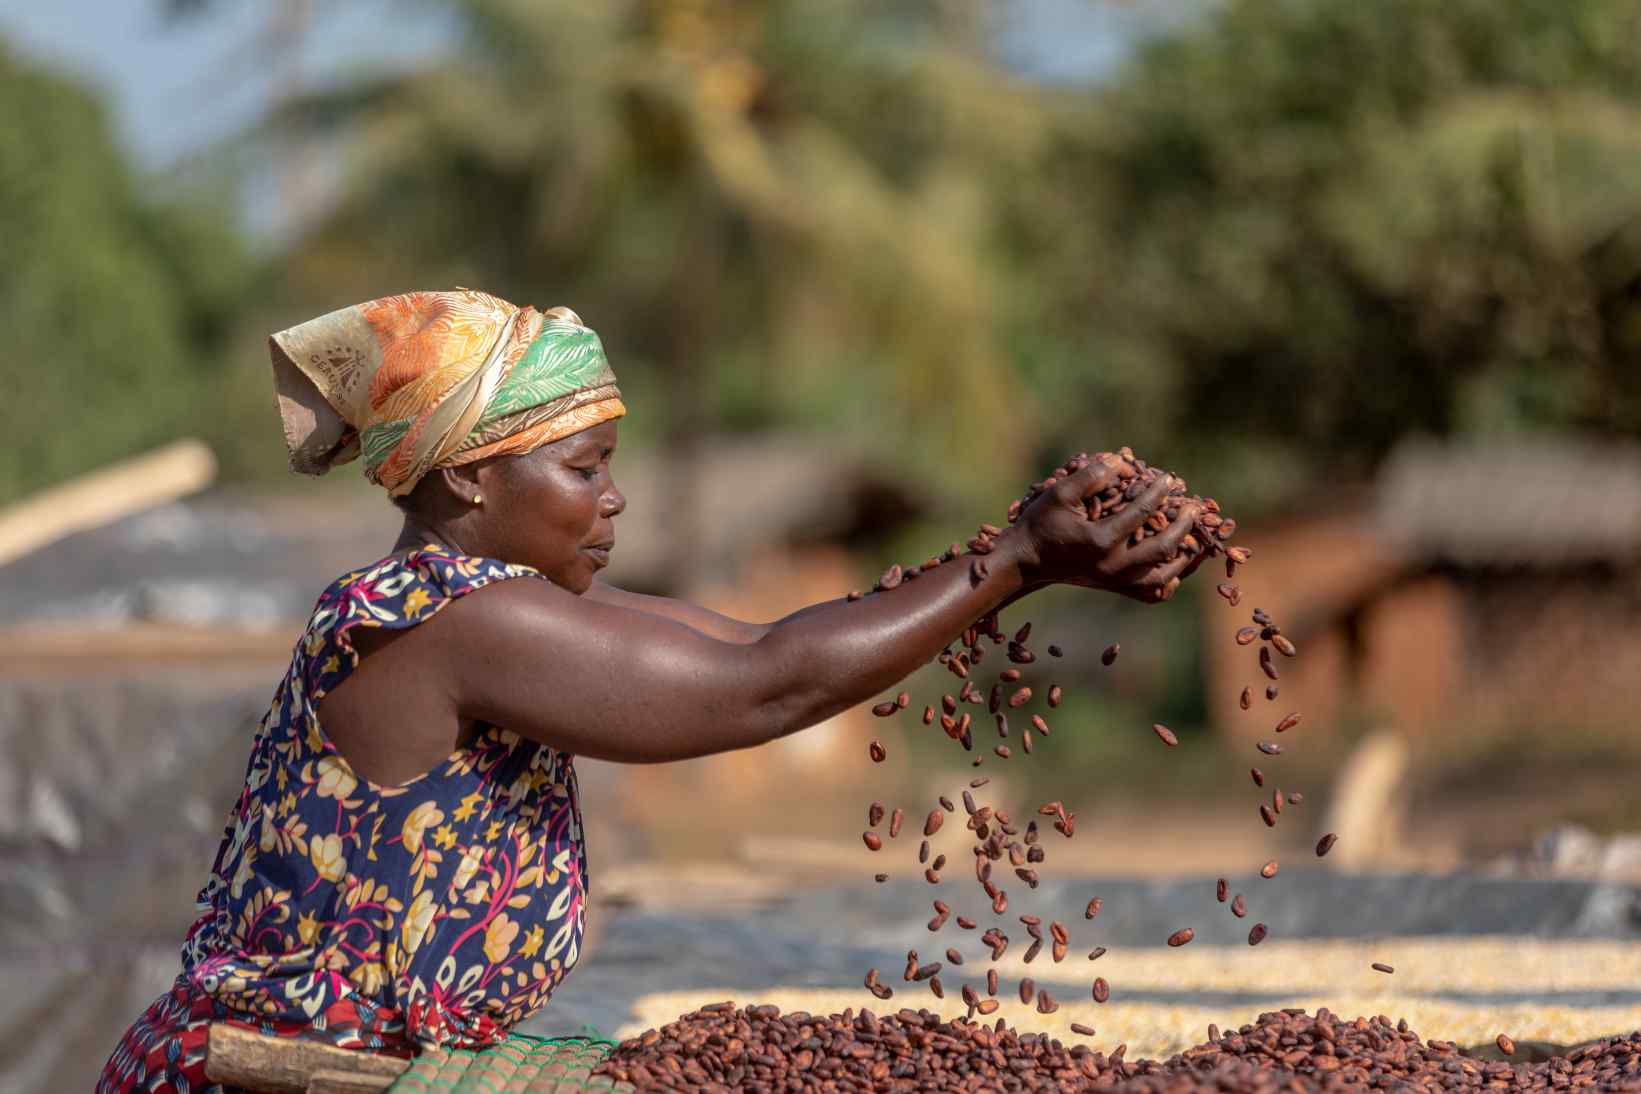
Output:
top-left (432, 462), bottom-right (1196, 763)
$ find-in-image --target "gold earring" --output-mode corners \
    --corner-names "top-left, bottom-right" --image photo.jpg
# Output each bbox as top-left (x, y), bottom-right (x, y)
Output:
top-left (472, 494), bottom-right (483, 505)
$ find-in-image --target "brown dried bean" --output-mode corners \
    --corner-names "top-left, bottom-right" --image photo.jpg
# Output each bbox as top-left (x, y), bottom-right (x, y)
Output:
top-left (1007, 686), bottom-right (1032, 708)
top-left (1260, 860), bottom-right (1279, 879)
top-left (1275, 712), bottom-right (1301, 733)
top-left (868, 740), bottom-right (886, 763)
top-left (1248, 922), bottom-right (1268, 946)
top-left (1240, 687), bottom-right (1253, 710)
top-left (868, 802), bottom-right (884, 827)
top-left (1251, 767), bottom-right (1265, 787)
top-left (1101, 643), bottom-right (1120, 666)
top-left (1152, 723), bottom-right (1180, 747)
top-left (1092, 977), bottom-right (1110, 1003)
top-left (1317, 832), bottom-right (1339, 857)
top-left (1167, 928), bottom-right (1195, 947)
top-left (863, 832), bottom-right (882, 851)
top-left (872, 701), bottom-right (897, 717)
top-left (1047, 685), bottom-right (1063, 707)
top-left (1232, 894), bottom-right (1246, 918)
top-left (1085, 896), bottom-right (1103, 919)
top-left (889, 808), bottom-right (903, 838)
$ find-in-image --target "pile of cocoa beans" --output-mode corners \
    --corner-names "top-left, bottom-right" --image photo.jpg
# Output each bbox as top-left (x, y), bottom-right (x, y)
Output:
top-left (592, 1002), bottom-right (1641, 1092)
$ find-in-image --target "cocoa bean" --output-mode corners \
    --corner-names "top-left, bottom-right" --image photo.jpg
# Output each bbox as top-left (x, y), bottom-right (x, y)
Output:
top-left (1260, 860), bottom-right (1279, 879)
top-left (869, 740), bottom-right (887, 763)
top-left (863, 832), bottom-right (882, 851)
top-left (1217, 878), bottom-right (1228, 902)
top-left (868, 802), bottom-right (884, 827)
top-left (1316, 832), bottom-right (1339, 857)
top-left (1272, 634), bottom-right (1297, 657)
top-left (1372, 962), bottom-right (1395, 974)
top-left (1102, 644), bottom-right (1120, 666)
top-left (1047, 685), bottom-right (1063, 707)
top-left (1232, 894), bottom-right (1246, 918)
top-left (1257, 741), bottom-right (1282, 755)
top-left (1167, 928), bottom-right (1195, 947)
top-left (1236, 626), bottom-right (1259, 645)
top-left (1275, 712), bottom-right (1301, 733)
top-left (1007, 686), bottom-right (1033, 708)
top-left (872, 701), bottom-right (897, 717)
top-left (1092, 977), bottom-right (1110, 1004)
top-left (1248, 922), bottom-right (1268, 946)
top-left (1260, 804), bottom-right (1276, 827)
top-left (1240, 687), bottom-right (1253, 710)
top-left (1251, 767), bottom-right (1265, 787)
top-left (1153, 723), bottom-right (1180, 747)
top-left (890, 808), bottom-right (904, 838)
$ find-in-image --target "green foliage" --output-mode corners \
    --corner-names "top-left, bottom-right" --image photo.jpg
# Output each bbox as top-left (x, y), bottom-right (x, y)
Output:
top-left (0, 42), bottom-right (252, 502)
top-left (1014, 0), bottom-right (1641, 511)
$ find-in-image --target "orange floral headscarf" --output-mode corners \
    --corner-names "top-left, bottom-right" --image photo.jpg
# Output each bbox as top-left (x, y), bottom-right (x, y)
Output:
top-left (269, 289), bottom-right (625, 497)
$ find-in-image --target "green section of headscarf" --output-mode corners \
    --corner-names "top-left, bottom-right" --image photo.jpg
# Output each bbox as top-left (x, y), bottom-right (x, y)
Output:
top-left (478, 319), bottom-right (618, 425)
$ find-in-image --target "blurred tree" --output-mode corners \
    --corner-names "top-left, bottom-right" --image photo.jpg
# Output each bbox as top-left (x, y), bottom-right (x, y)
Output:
top-left (0, 41), bottom-right (252, 502)
top-left (1016, 0), bottom-right (1641, 510)
top-left (254, 0), bottom-right (1067, 552)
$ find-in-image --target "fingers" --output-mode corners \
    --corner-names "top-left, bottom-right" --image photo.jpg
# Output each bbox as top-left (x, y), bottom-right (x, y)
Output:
top-left (1102, 473), bottom-right (1175, 541)
top-left (1051, 460), bottom-right (1118, 509)
top-left (1115, 551), bottom-right (1196, 602)
top-left (1114, 502), bottom-right (1200, 570)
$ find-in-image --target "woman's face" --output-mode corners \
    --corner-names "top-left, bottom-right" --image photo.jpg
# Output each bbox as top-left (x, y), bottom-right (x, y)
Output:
top-left (470, 420), bottom-right (625, 592)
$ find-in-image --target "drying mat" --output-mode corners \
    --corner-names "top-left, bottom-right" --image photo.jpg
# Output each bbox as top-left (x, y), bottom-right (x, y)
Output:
top-left (387, 1034), bottom-right (636, 1094)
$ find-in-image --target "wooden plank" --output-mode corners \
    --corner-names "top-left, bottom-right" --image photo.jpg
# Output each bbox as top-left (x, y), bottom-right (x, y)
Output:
top-left (204, 1024), bottom-right (409, 1094)
top-left (0, 623), bottom-right (297, 674)
top-left (0, 439), bottom-right (216, 568)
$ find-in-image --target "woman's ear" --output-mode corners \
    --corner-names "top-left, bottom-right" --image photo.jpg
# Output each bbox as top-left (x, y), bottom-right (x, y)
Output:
top-left (433, 463), bottom-right (484, 505)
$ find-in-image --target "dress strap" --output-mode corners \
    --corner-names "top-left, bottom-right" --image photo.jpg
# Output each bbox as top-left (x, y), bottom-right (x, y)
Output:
top-left (301, 545), bottom-right (548, 703)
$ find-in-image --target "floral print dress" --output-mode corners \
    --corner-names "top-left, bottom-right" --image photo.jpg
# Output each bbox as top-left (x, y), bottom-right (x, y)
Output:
top-left (99, 545), bottom-right (589, 1092)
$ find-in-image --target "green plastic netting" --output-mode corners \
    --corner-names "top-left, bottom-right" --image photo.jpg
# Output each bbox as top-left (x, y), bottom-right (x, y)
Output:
top-left (386, 1033), bottom-right (635, 1093)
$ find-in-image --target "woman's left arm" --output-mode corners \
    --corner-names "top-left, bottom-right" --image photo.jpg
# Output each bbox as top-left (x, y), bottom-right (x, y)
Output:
top-left (585, 574), bottom-right (1047, 646)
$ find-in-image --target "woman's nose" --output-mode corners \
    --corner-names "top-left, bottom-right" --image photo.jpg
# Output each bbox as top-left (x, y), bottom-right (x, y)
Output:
top-left (601, 484), bottom-right (626, 518)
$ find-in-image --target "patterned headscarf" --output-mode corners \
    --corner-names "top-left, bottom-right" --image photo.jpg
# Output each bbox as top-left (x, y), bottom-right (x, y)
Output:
top-left (269, 289), bottom-right (625, 497)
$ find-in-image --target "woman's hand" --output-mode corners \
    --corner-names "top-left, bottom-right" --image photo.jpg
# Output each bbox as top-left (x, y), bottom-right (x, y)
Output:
top-left (1013, 457), bottom-right (1204, 602)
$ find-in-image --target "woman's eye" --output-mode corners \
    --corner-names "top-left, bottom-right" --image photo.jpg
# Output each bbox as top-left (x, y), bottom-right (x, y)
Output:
top-left (576, 467), bottom-right (597, 480)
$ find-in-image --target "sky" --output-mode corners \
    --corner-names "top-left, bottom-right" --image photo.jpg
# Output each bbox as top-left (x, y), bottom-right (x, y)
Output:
top-left (0, 0), bottom-right (1190, 238)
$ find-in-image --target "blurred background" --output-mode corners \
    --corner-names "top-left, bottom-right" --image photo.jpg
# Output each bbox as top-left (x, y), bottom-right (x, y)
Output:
top-left (3, 0), bottom-right (1641, 1088)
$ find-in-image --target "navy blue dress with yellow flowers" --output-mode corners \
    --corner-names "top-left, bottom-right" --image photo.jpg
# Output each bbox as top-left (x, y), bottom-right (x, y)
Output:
top-left (100, 545), bottom-right (588, 1092)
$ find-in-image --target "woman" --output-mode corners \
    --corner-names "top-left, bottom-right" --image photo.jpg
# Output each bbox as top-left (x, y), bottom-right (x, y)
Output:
top-left (98, 288), bottom-right (1199, 1092)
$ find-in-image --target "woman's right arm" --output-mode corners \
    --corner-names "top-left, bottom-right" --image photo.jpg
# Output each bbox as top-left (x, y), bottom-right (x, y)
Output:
top-left (443, 461), bottom-right (1196, 763)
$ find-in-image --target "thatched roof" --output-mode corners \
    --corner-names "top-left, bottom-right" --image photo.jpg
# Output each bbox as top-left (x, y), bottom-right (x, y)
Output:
top-left (1372, 437), bottom-right (1641, 568)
